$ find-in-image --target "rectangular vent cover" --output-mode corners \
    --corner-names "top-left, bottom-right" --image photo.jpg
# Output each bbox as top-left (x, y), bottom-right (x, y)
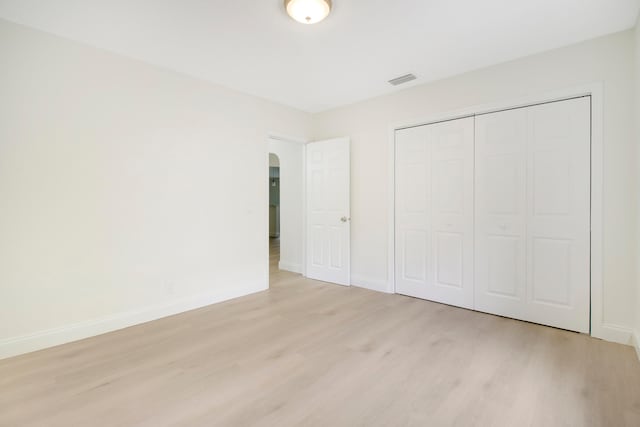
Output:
top-left (388, 73), bottom-right (417, 86)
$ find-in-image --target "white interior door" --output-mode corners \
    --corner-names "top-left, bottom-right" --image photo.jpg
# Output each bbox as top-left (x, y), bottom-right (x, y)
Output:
top-left (305, 137), bottom-right (350, 286)
top-left (474, 97), bottom-right (590, 333)
top-left (395, 117), bottom-right (474, 309)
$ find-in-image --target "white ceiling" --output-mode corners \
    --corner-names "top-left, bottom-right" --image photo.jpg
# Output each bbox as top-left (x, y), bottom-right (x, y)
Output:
top-left (0, 0), bottom-right (638, 112)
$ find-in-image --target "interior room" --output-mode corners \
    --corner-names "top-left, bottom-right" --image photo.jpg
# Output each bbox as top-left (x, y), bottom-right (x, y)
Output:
top-left (1, 1), bottom-right (640, 425)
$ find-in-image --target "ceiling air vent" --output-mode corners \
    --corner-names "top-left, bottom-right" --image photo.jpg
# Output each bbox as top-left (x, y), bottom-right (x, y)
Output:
top-left (388, 73), bottom-right (417, 86)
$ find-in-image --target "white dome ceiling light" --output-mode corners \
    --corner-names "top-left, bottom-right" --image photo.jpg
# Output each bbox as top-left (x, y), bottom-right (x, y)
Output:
top-left (285, 0), bottom-right (332, 25)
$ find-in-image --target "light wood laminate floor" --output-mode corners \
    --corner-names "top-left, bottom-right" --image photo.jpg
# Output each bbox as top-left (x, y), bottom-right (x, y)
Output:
top-left (1, 238), bottom-right (639, 426)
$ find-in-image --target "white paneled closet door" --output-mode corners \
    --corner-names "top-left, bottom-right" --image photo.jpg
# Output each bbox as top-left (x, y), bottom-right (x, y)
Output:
top-left (474, 97), bottom-right (591, 333)
top-left (395, 117), bottom-right (474, 309)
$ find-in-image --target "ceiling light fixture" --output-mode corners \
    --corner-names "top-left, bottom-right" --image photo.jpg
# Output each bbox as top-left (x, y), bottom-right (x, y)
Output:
top-left (285, 0), bottom-right (332, 25)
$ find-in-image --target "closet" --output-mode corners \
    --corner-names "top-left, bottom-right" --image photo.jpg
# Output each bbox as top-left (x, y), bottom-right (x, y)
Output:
top-left (395, 97), bottom-right (591, 333)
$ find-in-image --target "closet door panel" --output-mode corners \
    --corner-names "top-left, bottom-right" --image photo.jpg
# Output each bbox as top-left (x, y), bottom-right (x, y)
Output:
top-left (475, 97), bottom-right (590, 333)
top-left (395, 117), bottom-right (474, 309)
top-left (475, 108), bottom-right (528, 315)
top-left (525, 98), bottom-right (590, 332)
top-left (429, 118), bottom-right (474, 308)
top-left (395, 126), bottom-right (431, 299)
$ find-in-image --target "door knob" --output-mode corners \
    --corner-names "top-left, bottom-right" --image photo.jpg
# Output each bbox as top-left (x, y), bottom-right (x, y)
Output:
top-left (341, 216), bottom-right (350, 222)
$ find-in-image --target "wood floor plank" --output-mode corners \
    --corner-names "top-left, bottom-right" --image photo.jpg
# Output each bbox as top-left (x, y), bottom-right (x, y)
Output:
top-left (0, 238), bottom-right (639, 426)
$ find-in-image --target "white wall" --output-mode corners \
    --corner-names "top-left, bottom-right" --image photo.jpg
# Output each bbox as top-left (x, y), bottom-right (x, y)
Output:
top-left (268, 138), bottom-right (304, 273)
top-left (313, 30), bottom-right (637, 343)
top-left (0, 19), bottom-right (312, 359)
top-left (634, 15), bottom-right (640, 357)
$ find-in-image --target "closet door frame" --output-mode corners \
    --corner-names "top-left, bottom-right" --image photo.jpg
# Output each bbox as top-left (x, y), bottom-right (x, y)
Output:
top-left (387, 82), bottom-right (613, 342)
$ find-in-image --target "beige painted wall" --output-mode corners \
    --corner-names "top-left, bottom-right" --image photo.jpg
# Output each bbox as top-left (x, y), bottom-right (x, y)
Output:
top-left (635, 15), bottom-right (640, 352)
top-left (313, 30), bottom-right (637, 340)
top-left (0, 19), bottom-right (312, 358)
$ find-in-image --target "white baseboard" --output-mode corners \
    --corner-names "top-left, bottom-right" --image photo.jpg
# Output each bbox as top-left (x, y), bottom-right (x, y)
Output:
top-left (633, 331), bottom-right (640, 362)
top-left (278, 261), bottom-right (302, 274)
top-left (0, 282), bottom-right (266, 361)
top-left (593, 323), bottom-right (634, 346)
top-left (351, 274), bottom-right (392, 294)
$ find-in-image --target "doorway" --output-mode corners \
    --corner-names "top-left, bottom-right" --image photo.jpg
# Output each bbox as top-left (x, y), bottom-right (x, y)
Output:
top-left (269, 152), bottom-right (281, 273)
top-left (266, 135), bottom-right (351, 288)
top-left (267, 137), bottom-right (305, 283)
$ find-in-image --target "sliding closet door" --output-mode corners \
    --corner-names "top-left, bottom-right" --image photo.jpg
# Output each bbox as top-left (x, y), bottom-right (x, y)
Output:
top-left (474, 97), bottom-right (590, 333)
top-left (474, 108), bottom-right (528, 321)
top-left (395, 117), bottom-right (474, 309)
